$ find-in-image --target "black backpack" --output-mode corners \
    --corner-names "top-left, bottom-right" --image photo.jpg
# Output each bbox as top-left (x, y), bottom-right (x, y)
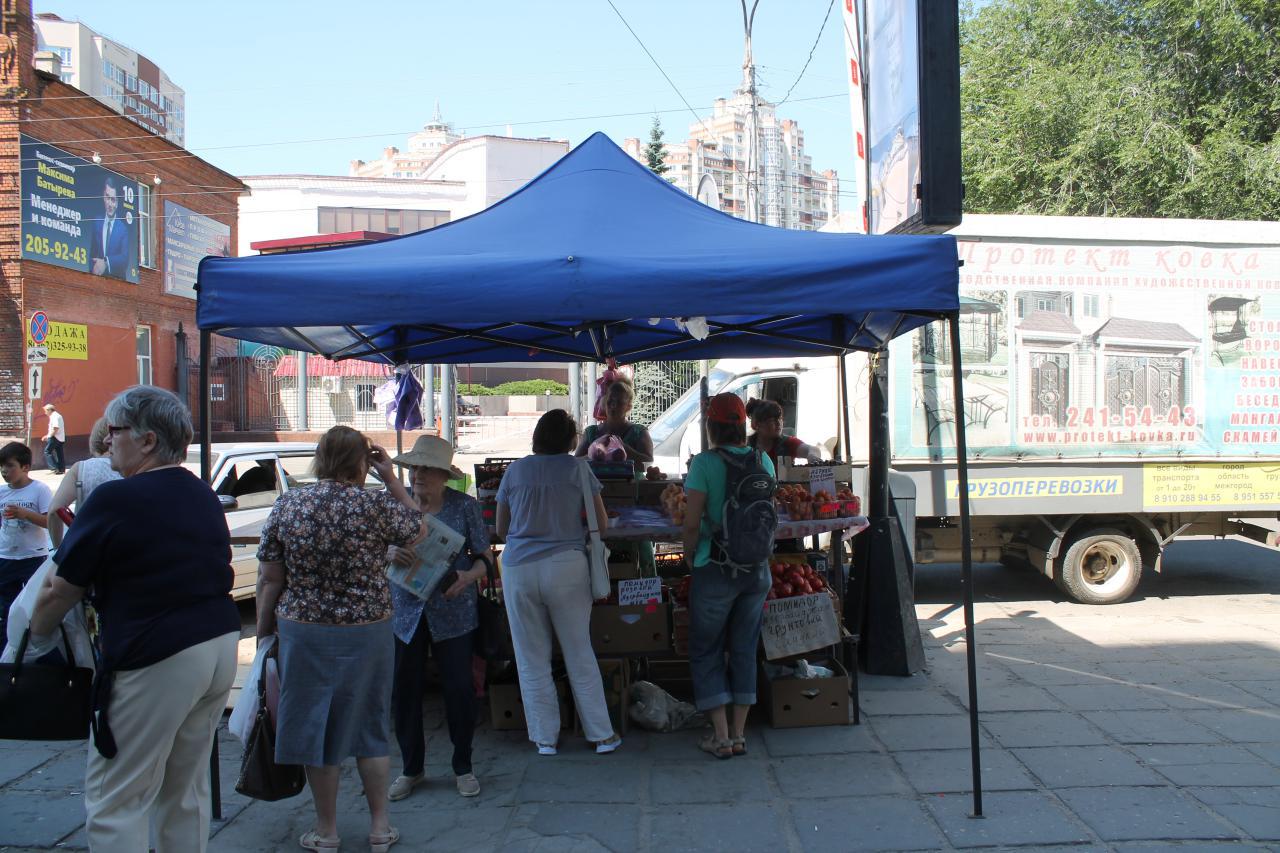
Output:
top-left (709, 448), bottom-right (778, 576)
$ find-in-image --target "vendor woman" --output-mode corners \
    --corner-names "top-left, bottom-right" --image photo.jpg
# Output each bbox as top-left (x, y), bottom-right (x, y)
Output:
top-left (575, 378), bottom-right (653, 467)
top-left (745, 398), bottom-right (823, 467)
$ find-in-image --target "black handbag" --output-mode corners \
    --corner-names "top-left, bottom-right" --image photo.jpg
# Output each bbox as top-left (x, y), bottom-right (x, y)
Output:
top-left (234, 644), bottom-right (305, 802)
top-left (475, 553), bottom-right (513, 661)
top-left (0, 627), bottom-right (93, 741)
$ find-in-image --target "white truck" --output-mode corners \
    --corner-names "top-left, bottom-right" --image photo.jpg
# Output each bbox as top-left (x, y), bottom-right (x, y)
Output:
top-left (651, 215), bottom-right (1280, 604)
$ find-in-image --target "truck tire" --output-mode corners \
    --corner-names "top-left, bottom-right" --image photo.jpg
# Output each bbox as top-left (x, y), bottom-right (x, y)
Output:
top-left (1057, 528), bottom-right (1142, 604)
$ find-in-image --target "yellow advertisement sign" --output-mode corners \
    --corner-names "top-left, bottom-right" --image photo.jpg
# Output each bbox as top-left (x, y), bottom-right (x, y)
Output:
top-left (1143, 463), bottom-right (1280, 510)
top-left (25, 321), bottom-right (87, 360)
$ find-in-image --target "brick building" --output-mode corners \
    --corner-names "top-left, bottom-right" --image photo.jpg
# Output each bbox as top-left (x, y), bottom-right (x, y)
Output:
top-left (0, 0), bottom-right (244, 464)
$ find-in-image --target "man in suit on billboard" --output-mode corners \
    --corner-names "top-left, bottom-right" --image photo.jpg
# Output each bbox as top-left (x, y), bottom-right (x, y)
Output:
top-left (91, 176), bottom-right (129, 277)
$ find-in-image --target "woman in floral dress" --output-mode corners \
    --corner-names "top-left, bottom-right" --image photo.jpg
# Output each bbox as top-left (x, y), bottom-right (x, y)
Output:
top-left (255, 426), bottom-right (420, 853)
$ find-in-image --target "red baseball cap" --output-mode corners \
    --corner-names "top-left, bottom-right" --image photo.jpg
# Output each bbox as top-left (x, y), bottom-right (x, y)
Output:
top-left (705, 393), bottom-right (746, 424)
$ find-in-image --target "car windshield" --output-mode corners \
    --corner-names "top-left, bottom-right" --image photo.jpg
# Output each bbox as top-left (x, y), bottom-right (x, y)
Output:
top-left (647, 368), bottom-right (731, 445)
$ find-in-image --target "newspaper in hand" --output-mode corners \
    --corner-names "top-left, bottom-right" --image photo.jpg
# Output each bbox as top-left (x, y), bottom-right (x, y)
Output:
top-left (386, 514), bottom-right (466, 600)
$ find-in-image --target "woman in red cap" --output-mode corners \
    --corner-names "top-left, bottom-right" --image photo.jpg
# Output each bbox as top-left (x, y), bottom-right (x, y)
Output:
top-left (680, 392), bottom-right (775, 759)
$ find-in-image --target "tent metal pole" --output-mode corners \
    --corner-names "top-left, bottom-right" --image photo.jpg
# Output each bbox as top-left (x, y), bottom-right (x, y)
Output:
top-left (199, 329), bottom-right (212, 484)
top-left (197, 328), bottom-right (218, 820)
top-left (947, 313), bottom-right (983, 818)
top-left (838, 353), bottom-right (851, 461)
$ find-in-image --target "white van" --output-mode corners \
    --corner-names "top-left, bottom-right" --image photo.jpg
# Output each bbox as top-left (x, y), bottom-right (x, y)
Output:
top-left (649, 357), bottom-right (868, 476)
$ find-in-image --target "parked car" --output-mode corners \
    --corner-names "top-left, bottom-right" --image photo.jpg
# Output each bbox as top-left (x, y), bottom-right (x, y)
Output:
top-left (182, 443), bottom-right (322, 600)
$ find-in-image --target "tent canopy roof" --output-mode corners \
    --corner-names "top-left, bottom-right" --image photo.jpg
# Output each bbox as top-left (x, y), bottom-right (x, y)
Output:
top-left (197, 133), bottom-right (959, 364)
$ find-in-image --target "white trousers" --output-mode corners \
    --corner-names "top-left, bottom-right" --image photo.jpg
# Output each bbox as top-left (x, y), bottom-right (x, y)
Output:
top-left (502, 549), bottom-right (614, 744)
top-left (85, 631), bottom-right (239, 853)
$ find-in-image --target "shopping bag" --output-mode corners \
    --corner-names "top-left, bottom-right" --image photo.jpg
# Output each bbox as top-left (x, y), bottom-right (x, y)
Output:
top-left (0, 627), bottom-right (92, 741)
top-left (234, 642), bottom-right (305, 801)
top-left (228, 635), bottom-right (275, 746)
top-left (475, 553), bottom-right (512, 661)
top-left (578, 460), bottom-right (611, 600)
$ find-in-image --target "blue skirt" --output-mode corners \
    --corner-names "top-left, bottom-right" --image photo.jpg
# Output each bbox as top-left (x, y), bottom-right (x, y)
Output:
top-left (275, 618), bottom-right (394, 766)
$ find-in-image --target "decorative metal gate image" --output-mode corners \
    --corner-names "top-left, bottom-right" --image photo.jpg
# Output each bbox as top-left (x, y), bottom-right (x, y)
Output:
top-left (1105, 355), bottom-right (1185, 420)
top-left (1030, 352), bottom-right (1069, 425)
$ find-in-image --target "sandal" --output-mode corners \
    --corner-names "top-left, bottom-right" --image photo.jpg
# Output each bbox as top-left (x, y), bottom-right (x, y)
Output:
top-left (299, 829), bottom-right (341, 851)
top-left (370, 826), bottom-right (399, 853)
top-left (698, 733), bottom-right (734, 760)
top-left (731, 736), bottom-right (747, 756)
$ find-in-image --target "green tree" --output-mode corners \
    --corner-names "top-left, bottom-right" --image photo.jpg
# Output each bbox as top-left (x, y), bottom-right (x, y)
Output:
top-left (644, 115), bottom-right (671, 176)
top-left (960, 0), bottom-right (1280, 219)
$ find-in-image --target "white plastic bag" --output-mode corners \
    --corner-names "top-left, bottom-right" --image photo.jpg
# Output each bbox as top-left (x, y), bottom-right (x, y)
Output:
top-left (1, 556), bottom-right (95, 671)
top-left (229, 635), bottom-right (276, 746)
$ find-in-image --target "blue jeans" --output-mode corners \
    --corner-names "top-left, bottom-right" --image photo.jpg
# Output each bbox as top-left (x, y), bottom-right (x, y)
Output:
top-left (688, 561), bottom-right (771, 711)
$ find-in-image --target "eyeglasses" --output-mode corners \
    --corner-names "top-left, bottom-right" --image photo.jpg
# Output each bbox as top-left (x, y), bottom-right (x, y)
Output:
top-left (106, 425), bottom-right (130, 435)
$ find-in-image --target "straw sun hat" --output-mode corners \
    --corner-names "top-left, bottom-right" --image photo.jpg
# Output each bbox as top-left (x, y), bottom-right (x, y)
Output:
top-left (391, 435), bottom-right (465, 479)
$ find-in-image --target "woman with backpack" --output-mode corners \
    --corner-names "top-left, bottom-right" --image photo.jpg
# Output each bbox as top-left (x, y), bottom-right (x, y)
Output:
top-left (681, 393), bottom-right (777, 759)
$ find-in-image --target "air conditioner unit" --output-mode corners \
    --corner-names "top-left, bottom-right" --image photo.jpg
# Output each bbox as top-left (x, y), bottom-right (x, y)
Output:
top-left (319, 376), bottom-right (342, 394)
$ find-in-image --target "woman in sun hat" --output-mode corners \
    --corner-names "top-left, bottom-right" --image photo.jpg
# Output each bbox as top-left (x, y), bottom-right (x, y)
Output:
top-left (385, 435), bottom-right (494, 802)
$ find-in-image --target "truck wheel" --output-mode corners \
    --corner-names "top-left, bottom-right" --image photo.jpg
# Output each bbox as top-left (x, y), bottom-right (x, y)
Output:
top-left (1057, 529), bottom-right (1142, 604)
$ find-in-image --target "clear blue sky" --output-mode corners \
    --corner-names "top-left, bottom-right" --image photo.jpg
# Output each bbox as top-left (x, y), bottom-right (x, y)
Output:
top-left (36, 0), bottom-right (859, 191)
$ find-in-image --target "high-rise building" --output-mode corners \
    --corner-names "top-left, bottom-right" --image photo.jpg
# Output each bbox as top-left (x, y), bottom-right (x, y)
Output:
top-left (33, 13), bottom-right (185, 145)
top-left (350, 103), bottom-right (463, 179)
top-left (625, 90), bottom-right (838, 231)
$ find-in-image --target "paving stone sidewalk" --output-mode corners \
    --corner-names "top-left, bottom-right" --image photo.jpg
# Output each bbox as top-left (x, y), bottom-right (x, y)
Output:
top-left (2, 547), bottom-right (1278, 852)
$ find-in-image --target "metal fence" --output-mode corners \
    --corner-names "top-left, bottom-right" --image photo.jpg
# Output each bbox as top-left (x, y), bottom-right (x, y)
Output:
top-left (630, 360), bottom-right (700, 426)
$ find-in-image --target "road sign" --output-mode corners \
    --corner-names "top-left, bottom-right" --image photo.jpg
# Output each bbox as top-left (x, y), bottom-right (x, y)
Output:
top-left (28, 363), bottom-right (42, 399)
top-left (29, 311), bottom-right (49, 344)
top-left (26, 345), bottom-right (47, 364)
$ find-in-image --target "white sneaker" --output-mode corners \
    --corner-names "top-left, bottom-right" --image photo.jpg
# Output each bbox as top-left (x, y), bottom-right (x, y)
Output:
top-left (596, 735), bottom-right (622, 755)
top-left (456, 773), bottom-right (481, 797)
top-left (536, 743), bottom-right (557, 756)
top-left (388, 773), bottom-right (423, 801)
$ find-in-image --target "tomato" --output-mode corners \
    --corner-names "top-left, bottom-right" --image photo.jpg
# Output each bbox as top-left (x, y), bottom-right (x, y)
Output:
top-left (765, 589), bottom-right (777, 600)
top-left (770, 563), bottom-right (785, 577)
top-left (786, 570), bottom-right (805, 586)
top-left (777, 582), bottom-right (793, 597)
top-left (795, 580), bottom-right (812, 595)
top-left (811, 576), bottom-right (826, 591)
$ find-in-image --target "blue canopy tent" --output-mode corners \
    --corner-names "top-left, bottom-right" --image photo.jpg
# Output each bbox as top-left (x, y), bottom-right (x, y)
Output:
top-left (196, 132), bottom-right (984, 814)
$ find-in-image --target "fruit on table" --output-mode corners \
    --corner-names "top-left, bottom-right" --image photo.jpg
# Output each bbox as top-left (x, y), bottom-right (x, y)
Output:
top-left (661, 484), bottom-right (687, 524)
top-left (767, 560), bottom-right (827, 599)
top-left (645, 466), bottom-right (666, 481)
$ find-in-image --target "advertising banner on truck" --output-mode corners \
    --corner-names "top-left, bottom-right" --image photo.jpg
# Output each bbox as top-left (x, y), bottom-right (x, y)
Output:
top-left (891, 237), bottom-right (1280, 460)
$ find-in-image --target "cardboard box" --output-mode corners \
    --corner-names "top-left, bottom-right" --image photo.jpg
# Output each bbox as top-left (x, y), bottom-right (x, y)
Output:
top-left (759, 658), bottom-right (851, 728)
top-left (488, 679), bottom-right (573, 731)
top-left (601, 481), bottom-right (638, 501)
top-left (577, 657), bottom-right (629, 736)
top-left (607, 549), bottom-right (641, 581)
top-left (637, 479), bottom-right (681, 506)
top-left (644, 659), bottom-right (694, 703)
top-left (590, 602), bottom-right (671, 654)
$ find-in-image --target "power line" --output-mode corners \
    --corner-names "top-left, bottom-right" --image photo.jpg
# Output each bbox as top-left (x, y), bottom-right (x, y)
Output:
top-left (10, 92), bottom-right (846, 180)
top-left (602, 0), bottom-right (718, 142)
top-left (775, 0), bottom-right (837, 108)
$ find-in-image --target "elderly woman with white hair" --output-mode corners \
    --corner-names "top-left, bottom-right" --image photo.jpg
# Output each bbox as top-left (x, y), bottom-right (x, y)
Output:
top-left (32, 385), bottom-right (241, 853)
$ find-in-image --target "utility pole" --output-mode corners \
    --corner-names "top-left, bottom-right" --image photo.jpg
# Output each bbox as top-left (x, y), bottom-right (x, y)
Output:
top-left (739, 0), bottom-right (761, 224)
